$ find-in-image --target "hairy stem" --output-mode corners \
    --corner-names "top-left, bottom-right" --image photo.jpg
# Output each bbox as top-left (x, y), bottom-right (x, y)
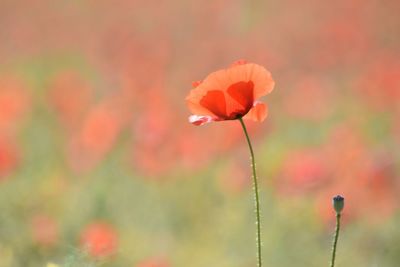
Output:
top-left (239, 118), bottom-right (262, 267)
top-left (330, 213), bottom-right (341, 267)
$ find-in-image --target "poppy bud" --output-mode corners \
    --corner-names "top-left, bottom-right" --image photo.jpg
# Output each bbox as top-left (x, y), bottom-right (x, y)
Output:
top-left (332, 195), bottom-right (344, 214)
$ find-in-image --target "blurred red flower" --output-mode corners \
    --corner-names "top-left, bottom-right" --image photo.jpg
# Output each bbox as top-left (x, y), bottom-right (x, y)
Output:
top-left (79, 104), bottom-right (121, 156)
top-left (0, 76), bottom-right (30, 132)
top-left (48, 71), bottom-right (93, 130)
top-left (186, 60), bottom-right (274, 126)
top-left (80, 222), bottom-right (118, 258)
top-left (283, 77), bottom-right (334, 121)
top-left (31, 214), bottom-right (59, 247)
top-left (278, 149), bottom-right (328, 194)
top-left (68, 102), bottom-right (123, 172)
top-left (355, 57), bottom-right (400, 111)
top-left (130, 89), bottom-right (177, 177)
top-left (315, 125), bottom-right (399, 223)
top-left (0, 137), bottom-right (20, 179)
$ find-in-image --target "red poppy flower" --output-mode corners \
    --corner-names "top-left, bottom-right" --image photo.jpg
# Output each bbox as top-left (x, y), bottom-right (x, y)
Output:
top-left (0, 76), bottom-right (31, 132)
top-left (80, 222), bottom-right (118, 258)
top-left (0, 137), bottom-right (20, 179)
top-left (186, 60), bottom-right (275, 126)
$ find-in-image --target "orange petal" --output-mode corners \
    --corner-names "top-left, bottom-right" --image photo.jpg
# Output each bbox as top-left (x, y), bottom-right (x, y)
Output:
top-left (226, 63), bottom-right (275, 99)
top-left (243, 102), bottom-right (268, 122)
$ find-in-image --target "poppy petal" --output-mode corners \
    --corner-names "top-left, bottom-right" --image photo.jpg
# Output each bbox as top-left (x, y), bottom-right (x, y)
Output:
top-left (188, 115), bottom-right (214, 126)
top-left (186, 61), bottom-right (274, 124)
top-left (199, 90), bottom-right (227, 118)
top-left (198, 69), bottom-right (252, 118)
top-left (186, 76), bottom-right (226, 117)
top-left (226, 80), bottom-right (254, 113)
top-left (249, 65), bottom-right (275, 99)
top-left (227, 63), bottom-right (275, 99)
top-left (243, 102), bottom-right (268, 122)
top-left (186, 98), bottom-right (216, 117)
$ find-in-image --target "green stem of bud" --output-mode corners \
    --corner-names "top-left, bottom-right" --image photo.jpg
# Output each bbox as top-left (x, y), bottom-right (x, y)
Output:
top-left (330, 212), bottom-right (341, 267)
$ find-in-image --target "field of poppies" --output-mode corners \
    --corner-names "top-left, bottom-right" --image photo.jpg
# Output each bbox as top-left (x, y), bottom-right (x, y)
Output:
top-left (0, 0), bottom-right (399, 266)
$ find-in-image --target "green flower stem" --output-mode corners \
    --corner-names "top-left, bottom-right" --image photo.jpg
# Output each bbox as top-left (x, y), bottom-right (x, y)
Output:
top-left (330, 212), bottom-right (341, 267)
top-left (239, 118), bottom-right (262, 267)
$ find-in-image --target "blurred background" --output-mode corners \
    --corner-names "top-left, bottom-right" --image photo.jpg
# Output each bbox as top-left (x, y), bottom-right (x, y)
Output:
top-left (0, 0), bottom-right (399, 266)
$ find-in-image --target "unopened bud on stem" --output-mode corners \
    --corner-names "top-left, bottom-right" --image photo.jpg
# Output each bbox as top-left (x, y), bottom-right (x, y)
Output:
top-left (332, 195), bottom-right (344, 214)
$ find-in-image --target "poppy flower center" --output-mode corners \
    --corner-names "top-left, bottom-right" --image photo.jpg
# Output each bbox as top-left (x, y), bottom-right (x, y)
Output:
top-left (198, 80), bottom-right (254, 120)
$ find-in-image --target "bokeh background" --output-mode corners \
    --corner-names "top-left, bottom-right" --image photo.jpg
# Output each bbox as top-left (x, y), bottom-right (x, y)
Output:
top-left (0, 0), bottom-right (399, 266)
